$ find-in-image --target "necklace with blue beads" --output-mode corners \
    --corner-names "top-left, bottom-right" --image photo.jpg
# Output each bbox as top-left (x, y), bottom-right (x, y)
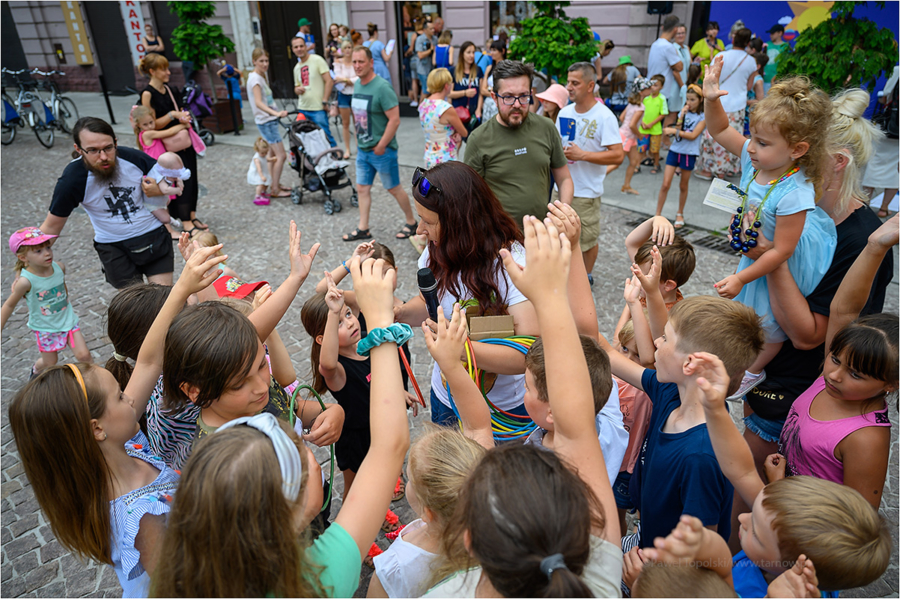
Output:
top-left (729, 165), bottom-right (800, 253)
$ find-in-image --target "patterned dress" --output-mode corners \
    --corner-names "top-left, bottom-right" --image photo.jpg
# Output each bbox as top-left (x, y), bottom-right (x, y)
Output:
top-left (418, 98), bottom-right (458, 168)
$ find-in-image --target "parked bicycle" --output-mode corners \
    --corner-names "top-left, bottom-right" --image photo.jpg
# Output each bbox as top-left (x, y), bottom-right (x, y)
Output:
top-left (1, 68), bottom-right (54, 148)
top-left (31, 69), bottom-right (79, 134)
top-left (2, 86), bottom-right (23, 145)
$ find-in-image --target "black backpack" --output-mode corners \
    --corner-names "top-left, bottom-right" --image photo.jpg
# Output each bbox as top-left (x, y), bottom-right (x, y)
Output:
top-left (874, 82), bottom-right (898, 139)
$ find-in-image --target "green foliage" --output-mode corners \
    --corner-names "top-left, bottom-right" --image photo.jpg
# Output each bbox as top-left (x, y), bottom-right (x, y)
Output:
top-left (167, 1), bottom-right (235, 70)
top-left (508, 1), bottom-right (596, 84)
top-left (776, 1), bottom-right (897, 94)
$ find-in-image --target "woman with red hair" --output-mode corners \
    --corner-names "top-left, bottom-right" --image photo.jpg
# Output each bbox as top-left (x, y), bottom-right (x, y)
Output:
top-left (394, 161), bottom-right (539, 428)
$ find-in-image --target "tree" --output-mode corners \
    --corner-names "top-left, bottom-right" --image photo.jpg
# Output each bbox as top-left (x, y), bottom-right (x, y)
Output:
top-left (776, 1), bottom-right (897, 94)
top-left (508, 1), bottom-right (597, 84)
top-left (167, 1), bottom-right (235, 72)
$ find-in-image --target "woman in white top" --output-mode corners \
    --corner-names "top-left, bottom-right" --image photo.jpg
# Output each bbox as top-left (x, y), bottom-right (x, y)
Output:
top-left (246, 48), bottom-right (290, 198)
top-left (332, 40), bottom-right (359, 159)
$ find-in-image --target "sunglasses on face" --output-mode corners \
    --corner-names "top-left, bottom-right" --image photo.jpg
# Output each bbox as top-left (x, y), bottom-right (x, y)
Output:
top-left (412, 167), bottom-right (441, 198)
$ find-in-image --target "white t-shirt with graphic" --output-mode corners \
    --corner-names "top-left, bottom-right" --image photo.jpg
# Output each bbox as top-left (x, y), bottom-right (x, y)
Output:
top-left (556, 101), bottom-right (622, 198)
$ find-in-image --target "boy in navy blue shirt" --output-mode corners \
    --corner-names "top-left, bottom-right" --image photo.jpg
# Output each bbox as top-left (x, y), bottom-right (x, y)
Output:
top-left (598, 295), bottom-right (764, 591)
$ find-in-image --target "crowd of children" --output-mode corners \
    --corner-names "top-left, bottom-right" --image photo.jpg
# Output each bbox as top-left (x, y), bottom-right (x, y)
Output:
top-left (3, 51), bottom-right (899, 599)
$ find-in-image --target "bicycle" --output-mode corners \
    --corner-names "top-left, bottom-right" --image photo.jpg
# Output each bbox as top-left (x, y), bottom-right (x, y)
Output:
top-left (2, 86), bottom-right (23, 145)
top-left (1, 68), bottom-right (54, 148)
top-left (31, 69), bottom-right (79, 134)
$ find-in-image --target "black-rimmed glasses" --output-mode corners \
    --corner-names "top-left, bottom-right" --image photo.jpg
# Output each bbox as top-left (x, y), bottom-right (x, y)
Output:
top-left (496, 94), bottom-right (533, 106)
top-left (412, 167), bottom-right (441, 198)
top-left (79, 143), bottom-right (116, 157)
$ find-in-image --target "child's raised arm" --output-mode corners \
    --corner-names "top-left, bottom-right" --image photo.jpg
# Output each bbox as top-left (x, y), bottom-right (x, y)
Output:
top-left (691, 352), bottom-right (765, 507)
top-left (766, 555), bottom-right (820, 598)
top-left (625, 215), bottom-right (676, 262)
top-left (547, 200), bottom-right (598, 338)
top-left (248, 221), bottom-right (319, 341)
top-left (624, 277), bottom-right (657, 368)
top-left (422, 304), bottom-right (493, 449)
top-left (0, 276), bottom-right (31, 330)
top-left (501, 216), bottom-right (619, 544)
top-left (317, 272), bottom-right (348, 392)
top-left (643, 514), bottom-right (733, 586)
top-left (128, 245), bottom-right (227, 415)
top-left (314, 241), bottom-right (374, 298)
top-left (702, 55), bottom-right (746, 157)
top-left (335, 257), bottom-right (410, 562)
top-left (631, 246), bottom-right (669, 340)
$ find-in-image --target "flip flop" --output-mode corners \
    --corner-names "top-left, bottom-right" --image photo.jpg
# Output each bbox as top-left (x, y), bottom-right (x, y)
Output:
top-left (364, 542), bottom-right (382, 568)
top-left (191, 219), bottom-right (209, 230)
top-left (270, 190), bottom-right (292, 198)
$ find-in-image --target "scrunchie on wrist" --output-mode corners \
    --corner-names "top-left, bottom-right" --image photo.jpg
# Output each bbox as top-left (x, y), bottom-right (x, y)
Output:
top-left (356, 323), bottom-right (414, 356)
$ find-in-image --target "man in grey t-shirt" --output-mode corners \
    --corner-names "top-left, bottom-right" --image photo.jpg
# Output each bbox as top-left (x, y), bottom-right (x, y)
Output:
top-left (415, 20), bottom-right (435, 90)
top-left (647, 15), bottom-right (684, 135)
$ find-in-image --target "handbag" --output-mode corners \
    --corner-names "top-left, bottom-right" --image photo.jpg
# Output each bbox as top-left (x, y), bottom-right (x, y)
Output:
top-left (162, 85), bottom-right (193, 152)
top-left (454, 72), bottom-right (476, 123)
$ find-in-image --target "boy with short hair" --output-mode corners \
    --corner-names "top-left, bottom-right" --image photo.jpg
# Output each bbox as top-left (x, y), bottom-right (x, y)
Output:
top-left (639, 74), bottom-right (669, 173)
top-left (599, 295), bottom-right (765, 580)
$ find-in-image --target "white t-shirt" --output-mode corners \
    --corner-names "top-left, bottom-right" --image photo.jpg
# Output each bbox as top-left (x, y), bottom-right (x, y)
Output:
top-left (246, 71), bottom-right (278, 125)
top-left (556, 101), bottom-right (622, 198)
top-left (423, 534), bottom-right (624, 597)
top-left (418, 243), bottom-right (528, 411)
top-left (647, 37), bottom-right (682, 103)
top-left (372, 519), bottom-right (439, 597)
top-left (717, 49), bottom-right (759, 113)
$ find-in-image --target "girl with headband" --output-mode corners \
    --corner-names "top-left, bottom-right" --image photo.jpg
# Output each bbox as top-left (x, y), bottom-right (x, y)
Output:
top-left (8, 244), bottom-right (227, 598)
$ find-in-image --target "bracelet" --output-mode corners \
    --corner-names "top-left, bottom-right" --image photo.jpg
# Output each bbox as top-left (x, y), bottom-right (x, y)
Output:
top-left (342, 260), bottom-right (351, 274)
top-left (356, 323), bottom-right (414, 356)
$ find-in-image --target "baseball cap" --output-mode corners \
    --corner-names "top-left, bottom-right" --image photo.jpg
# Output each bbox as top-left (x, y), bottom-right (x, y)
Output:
top-left (9, 227), bottom-right (57, 254)
top-left (213, 275), bottom-right (268, 300)
top-left (618, 55), bottom-right (633, 66)
top-left (298, 18), bottom-right (311, 28)
top-left (767, 24), bottom-right (784, 34)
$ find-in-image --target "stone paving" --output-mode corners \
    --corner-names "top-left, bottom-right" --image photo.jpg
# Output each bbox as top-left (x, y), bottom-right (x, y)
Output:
top-left (1, 128), bottom-right (897, 597)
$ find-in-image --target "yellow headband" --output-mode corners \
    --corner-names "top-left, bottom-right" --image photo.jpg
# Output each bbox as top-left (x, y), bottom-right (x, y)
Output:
top-left (687, 84), bottom-right (703, 97)
top-left (66, 364), bottom-right (88, 403)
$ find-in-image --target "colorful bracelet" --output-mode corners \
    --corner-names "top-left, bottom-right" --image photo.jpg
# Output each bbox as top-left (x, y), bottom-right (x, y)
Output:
top-left (342, 260), bottom-right (350, 274)
top-left (356, 323), bottom-right (414, 356)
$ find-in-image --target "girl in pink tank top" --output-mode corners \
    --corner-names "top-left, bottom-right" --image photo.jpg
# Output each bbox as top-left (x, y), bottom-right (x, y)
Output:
top-left (778, 313), bottom-right (896, 509)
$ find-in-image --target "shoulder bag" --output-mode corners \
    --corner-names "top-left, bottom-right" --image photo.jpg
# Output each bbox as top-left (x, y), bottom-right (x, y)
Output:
top-left (161, 85), bottom-right (193, 152)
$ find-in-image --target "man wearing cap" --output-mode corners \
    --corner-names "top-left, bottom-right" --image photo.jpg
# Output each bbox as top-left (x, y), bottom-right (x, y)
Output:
top-left (39, 117), bottom-right (173, 289)
top-left (764, 24), bottom-right (788, 92)
top-left (292, 35), bottom-right (336, 147)
top-left (297, 18), bottom-right (316, 54)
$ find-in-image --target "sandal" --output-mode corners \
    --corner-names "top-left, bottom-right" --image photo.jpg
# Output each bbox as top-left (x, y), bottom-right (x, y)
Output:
top-left (395, 221), bottom-right (418, 239)
top-left (382, 509), bottom-right (401, 534)
top-left (385, 523), bottom-right (406, 542)
top-left (270, 189), bottom-right (292, 198)
top-left (650, 167), bottom-right (659, 175)
top-left (641, 157), bottom-right (654, 167)
top-left (674, 213), bottom-right (685, 229)
top-left (877, 207), bottom-right (890, 218)
top-left (621, 186), bottom-right (639, 196)
top-left (364, 542), bottom-right (383, 569)
top-left (190, 218), bottom-right (209, 230)
top-left (342, 227), bottom-right (372, 242)
top-left (392, 476), bottom-right (405, 502)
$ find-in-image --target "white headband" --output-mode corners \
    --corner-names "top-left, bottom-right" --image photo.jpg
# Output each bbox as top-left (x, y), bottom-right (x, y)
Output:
top-left (156, 166), bottom-right (192, 181)
top-left (217, 413), bottom-right (303, 501)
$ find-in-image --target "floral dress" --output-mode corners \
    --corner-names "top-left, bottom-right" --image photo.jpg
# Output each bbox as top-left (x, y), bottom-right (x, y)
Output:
top-left (418, 98), bottom-right (458, 168)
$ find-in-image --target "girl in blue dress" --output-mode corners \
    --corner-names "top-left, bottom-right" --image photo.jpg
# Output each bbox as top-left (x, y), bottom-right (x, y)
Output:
top-left (703, 55), bottom-right (837, 399)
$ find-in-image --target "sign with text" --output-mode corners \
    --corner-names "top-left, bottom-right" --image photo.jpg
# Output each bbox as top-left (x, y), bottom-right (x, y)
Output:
top-left (119, 0), bottom-right (146, 66)
top-left (60, 1), bottom-right (94, 65)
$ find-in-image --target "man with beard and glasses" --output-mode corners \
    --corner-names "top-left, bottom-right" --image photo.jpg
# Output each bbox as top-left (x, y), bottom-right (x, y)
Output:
top-left (463, 60), bottom-right (573, 228)
top-left (39, 117), bottom-right (174, 289)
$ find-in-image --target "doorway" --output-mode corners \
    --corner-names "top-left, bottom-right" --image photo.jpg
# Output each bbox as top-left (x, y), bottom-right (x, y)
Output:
top-left (81, 1), bottom-right (136, 93)
top-left (394, 1), bottom-right (441, 97)
top-left (257, 3), bottom-right (324, 100)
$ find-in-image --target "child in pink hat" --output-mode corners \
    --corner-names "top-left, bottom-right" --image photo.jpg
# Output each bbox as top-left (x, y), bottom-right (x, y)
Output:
top-left (535, 83), bottom-right (569, 122)
top-left (1, 227), bottom-right (92, 377)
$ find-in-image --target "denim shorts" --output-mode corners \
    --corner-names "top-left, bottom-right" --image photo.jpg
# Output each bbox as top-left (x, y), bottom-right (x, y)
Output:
top-left (743, 411), bottom-right (786, 443)
top-left (257, 119), bottom-right (281, 144)
top-left (356, 146), bottom-right (400, 189)
top-left (337, 93), bottom-right (352, 108)
top-left (417, 72), bottom-right (429, 90)
top-left (665, 150), bottom-right (697, 170)
top-left (613, 470), bottom-right (634, 510)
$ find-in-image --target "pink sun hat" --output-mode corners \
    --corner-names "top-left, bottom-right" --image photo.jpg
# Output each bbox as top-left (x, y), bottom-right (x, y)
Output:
top-left (535, 83), bottom-right (569, 111)
top-left (9, 227), bottom-right (57, 254)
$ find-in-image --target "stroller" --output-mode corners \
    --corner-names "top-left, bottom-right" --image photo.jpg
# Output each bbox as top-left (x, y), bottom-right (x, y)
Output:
top-left (286, 117), bottom-right (357, 214)
top-left (182, 80), bottom-right (216, 147)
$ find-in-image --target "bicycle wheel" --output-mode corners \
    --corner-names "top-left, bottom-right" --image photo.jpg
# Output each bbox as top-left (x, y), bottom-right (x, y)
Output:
top-left (1, 122), bottom-right (15, 145)
top-left (55, 96), bottom-right (79, 133)
top-left (33, 122), bottom-right (54, 148)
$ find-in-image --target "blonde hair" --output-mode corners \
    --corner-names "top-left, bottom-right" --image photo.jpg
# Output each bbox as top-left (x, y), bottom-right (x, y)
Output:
top-left (438, 30), bottom-right (452, 45)
top-left (131, 105), bottom-right (155, 144)
top-left (827, 88), bottom-right (884, 211)
top-left (749, 77), bottom-right (833, 196)
top-left (667, 296), bottom-right (764, 396)
top-left (634, 563), bottom-right (737, 598)
top-left (251, 47), bottom-right (268, 63)
top-left (253, 136), bottom-right (270, 155)
top-left (618, 318), bottom-right (636, 347)
top-left (340, 40), bottom-right (353, 52)
top-left (192, 231), bottom-right (226, 262)
top-left (762, 477), bottom-right (891, 591)
top-left (427, 67), bottom-right (453, 94)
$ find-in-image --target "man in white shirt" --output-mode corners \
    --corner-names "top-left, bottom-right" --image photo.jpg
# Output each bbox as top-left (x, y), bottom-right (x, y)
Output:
top-left (555, 62), bottom-right (624, 278)
top-left (647, 16), bottom-right (684, 132)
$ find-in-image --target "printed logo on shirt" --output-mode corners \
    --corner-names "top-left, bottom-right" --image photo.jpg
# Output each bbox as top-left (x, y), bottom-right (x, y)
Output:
top-left (103, 185), bottom-right (140, 223)
top-left (352, 95), bottom-right (374, 144)
top-left (514, 147), bottom-right (527, 156)
top-left (300, 65), bottom-right (310, 87)
top-left (366, 373), bottom-right (372, 383)
top-left (36, 283), bottom-right (68, 315)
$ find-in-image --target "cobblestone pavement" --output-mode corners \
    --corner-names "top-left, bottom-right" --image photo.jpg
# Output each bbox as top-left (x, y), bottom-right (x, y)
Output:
top-left (1, 133), bottom-right (897, 597)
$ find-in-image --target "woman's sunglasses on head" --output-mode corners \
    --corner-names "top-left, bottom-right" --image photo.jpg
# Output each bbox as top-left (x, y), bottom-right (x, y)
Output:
top-left (412, 167), bottom-right (441, 198)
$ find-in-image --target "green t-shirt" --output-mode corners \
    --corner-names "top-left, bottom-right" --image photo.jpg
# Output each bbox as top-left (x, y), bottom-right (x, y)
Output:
top-left (639, 94), bottom-right (668, 135)
top-left (764, 41), bottom-right (789, 83)
top-left (307, 522), bottom-right (363, 597)
top-left (351, 75), bottom-right (399, 151)
top-left (463, 114), bottom-right (566, 227)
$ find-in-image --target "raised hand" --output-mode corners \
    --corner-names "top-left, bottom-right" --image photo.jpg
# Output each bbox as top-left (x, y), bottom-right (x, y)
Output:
top-left (622, 547), bottom-right (647, 590)
top-left (177, 232), bottom-right (194, 261)
top-left (689, 351), bottom-right (731, 411)
top-left (546, 200), bottom-right (582, 248)
top-left (353, 241), bottom-right (376, 260)
top-left (175, 243), bottom-right (228, 295)
top-left (500, 216), bottom-right (571, 305)
top-left (631, 246), bottom-right (662, 292)
top-left (287, 220), bottom-right (321, 282)
top-left (422, 302), bottom-right (468, 371)
top-left (250, 284), bottom-right (273, 312)
top-left (323, 271), bottom-right (344, 313)
top-left (650, 216), bottom-right (675, 247)
top-left (868, 213), bottom-right (899, 250)
top-left (624, 275), bottom-right (642, 306)
top-left (642, 515), bottom-right (705, 565)
top-left (703, 54), bottom-right (728, 102)
top-left (767, 555), bottom-right (820, 598)
top-left (764, 453), bottom-right (786, 483)
top-left (349, 256), bottom-right (396, 328)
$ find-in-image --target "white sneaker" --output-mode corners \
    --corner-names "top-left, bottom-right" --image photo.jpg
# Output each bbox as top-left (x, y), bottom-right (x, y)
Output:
top-left (726, 370), bottom-right (767, 402)
top-left (169, 217), bottom-right (182, 229)
top-left (409, 101), bottom-right (418, 107)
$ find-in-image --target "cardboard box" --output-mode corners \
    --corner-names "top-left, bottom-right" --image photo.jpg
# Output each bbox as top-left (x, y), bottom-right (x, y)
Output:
top-left (468, 315), bottom-right (515, 341)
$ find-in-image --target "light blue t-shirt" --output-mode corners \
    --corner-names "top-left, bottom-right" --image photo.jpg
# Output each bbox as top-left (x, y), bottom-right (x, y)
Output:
top-left (20, 262), bottom-right (79, 333)
top-left (669, 111), bottom-right (704, 157)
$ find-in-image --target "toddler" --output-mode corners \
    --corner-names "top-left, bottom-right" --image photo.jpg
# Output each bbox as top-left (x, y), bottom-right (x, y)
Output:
top-left (657, 85), bottom-right (706, 227)
top-left (639, 74), bottom-right (668, 173)
top-left (1, 227), bottom-right (92, 376)
top-left (247, 136), bottom-right (276, 205)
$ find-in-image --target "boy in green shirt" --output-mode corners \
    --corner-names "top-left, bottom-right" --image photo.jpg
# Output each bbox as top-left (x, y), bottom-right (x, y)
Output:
top-left (639, 74), bottom-right (668, 173)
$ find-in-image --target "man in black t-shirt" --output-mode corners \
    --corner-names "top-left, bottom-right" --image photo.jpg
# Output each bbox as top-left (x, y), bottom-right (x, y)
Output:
top-left (39, 117), bottom-right (173, 289)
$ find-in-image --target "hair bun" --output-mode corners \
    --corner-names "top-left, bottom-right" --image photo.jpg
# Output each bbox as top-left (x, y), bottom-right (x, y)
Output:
top-left (833, 88), bottom-right (869, 120)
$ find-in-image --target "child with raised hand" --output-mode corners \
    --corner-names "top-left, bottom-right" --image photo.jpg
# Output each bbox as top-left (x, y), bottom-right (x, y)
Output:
top-left (8, 243), bottom-right (226, 598)
top-left (314, 241), bottom-right (403, 311)
top-left (703, 54), bottom-right (838, 399)
top-left (692, 352), bottom-right (891, 596)
top-left (2, 227), bottom-right (93, 377)
top-left (424, 216), bottom-right (623, 598)
top-left (151, 256), bottom-right (412, 598)
top-left (657, 85), bottom-right (706, 227)
top-left (774, 215), bottom-right (898, 509)
top-left (178, 229), bottom-right (270, 305)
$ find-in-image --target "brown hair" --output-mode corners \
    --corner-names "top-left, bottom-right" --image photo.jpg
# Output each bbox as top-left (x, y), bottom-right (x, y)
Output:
top-left (8, 363), bottom-right (113, 565)
top-left (13, 240), bottom-right (53, 274)
top-left (634, 563), bottom-right (738, 598)
top-left (105, 283), bottom-right (174, 390)
top-left (162, 302), bottom-right (260, 411)
top-left (634, 236), bottom-right (696, 288)
top-left (370, 241), bottom-right (396, 268)
top-left (650, 74), bottom-right (665, 87)
top-left (525, 335), bottom-right (613, 415)
top-left (454, 41), bottom-right (477, 83)
top-left (150, 421), bottom-right (325, 597)
top-left (139, 52), bottom-right (169, 77)
top-left (667, 296), bottom-right (764, 396)
top-left (443, 443), bottom-right (603, 597)
top-left (300, 292), bottom-right (330, 395)
top-left (750, 77), bottom-right (832, 195)
top-left (762, 476), bottom-right (891, 590)
top-left (438, 30), bottom-right (452, 45)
